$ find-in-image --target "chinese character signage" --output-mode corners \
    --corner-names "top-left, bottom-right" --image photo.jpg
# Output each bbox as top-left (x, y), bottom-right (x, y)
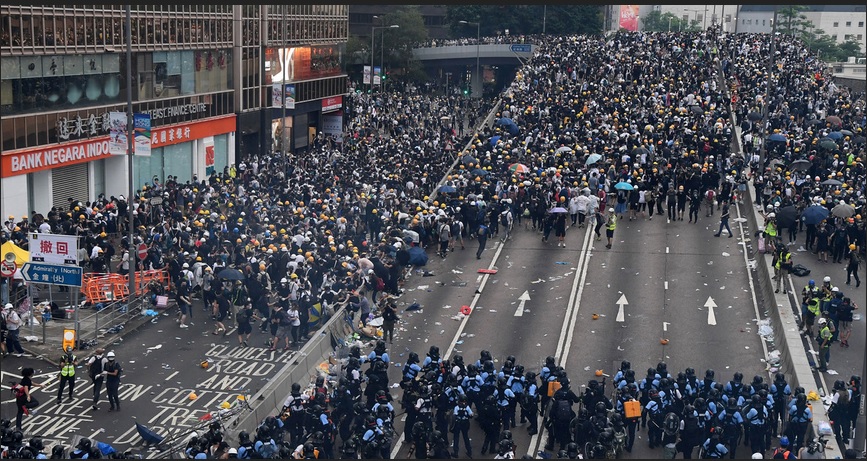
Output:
top-left (363, 65), bottom-right (371, 85)
top-left (108, 111), bottom-right (128, 155)
top-left (134, 113), bottom-right (151, 157)
top-left (373, 66), bottom-right (381, 86)
top-left (28, 234), bottom-right (78, 266)
top-left (284, 84), bottom-right (296, 110)
top-left (619, 5), bottom-right (639, 31)
top-left (271, 83), bottom-right (295, 109)
top-left (203, 136), bottom-right (215, 176)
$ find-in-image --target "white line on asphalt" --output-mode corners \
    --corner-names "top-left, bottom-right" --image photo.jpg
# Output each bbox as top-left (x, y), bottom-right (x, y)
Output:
top-left (528, 226), bottom-right (594, 457)
top-left (392, 241), bottom-right (508, 459)
top-left (165, 371), bottom-right (179, 381)
top-left (733, 201), bottom-right (770, 363)
top-left (663, 321), bottom-right (670, 332)
top-left (559, 226), bottom-right (595, 365)
top-left (705, 296), bottom-right (717, 326)
top-left (666, 246), bottom-right (670, 254)
top-left (514, 290), bottom-right (531, 317)
top-left (664, 281), bottom-right (669, 290)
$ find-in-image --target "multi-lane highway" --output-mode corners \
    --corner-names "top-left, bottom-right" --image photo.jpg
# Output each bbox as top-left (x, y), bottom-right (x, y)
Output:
top-left (2, 198), bottom-right (863, 458)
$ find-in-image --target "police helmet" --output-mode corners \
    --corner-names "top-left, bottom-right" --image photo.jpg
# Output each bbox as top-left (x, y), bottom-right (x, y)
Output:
top-left (620, 360), bottom-right (631, 371)
top-left (76, 438), bottom-right (92, 451)
top-left (656, 361), bottom-right (668, 375)
top-left (705, 369), bottom-right (715, 380)
top-left (408, 351), bottom-right (419, 363)
top-left (238, 430), bottom-right (250, 443)
top-left (28, 438), bottom-right (44, 451)
top-left (833, 379), bottom-right (846, 391)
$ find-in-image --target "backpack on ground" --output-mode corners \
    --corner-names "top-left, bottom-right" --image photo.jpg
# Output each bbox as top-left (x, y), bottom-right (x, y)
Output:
top-left (790, 264), bottom-right (811, 277)
top-left (662, 411), bottom-right (680, 436)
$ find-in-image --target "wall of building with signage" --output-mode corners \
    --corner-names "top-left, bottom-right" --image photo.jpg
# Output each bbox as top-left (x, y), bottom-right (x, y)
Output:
top-left (1, 114), bottom-right (236, 222)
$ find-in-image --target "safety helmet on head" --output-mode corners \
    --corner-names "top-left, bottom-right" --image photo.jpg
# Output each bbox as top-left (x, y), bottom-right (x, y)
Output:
top-left (818, 317), bottom-right (827, 325)
top-left (823, 276), bottom-right (831, 283)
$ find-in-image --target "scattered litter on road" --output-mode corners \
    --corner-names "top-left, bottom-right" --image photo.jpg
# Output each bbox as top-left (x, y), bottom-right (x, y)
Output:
top-left (720, 286), bottom-right (725, 290)
top-left (721, 252), bottom-right (730, 257)
top-left (708, 261), bottom-right (714, 265)
top-left (555, 261), bottom-right (569, 265)
top-left (456, 340), bottom-right (464, 345)
top-left (826, 370), bottom-right (838, 375)
top-left (147, 344), bottom-right (162, 350)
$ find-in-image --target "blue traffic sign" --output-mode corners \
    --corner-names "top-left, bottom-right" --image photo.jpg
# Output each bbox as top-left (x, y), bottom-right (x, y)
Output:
top-left (21, 262), bottom-right (83, 287)
top-left (510, 44), bottom-right (532, 53)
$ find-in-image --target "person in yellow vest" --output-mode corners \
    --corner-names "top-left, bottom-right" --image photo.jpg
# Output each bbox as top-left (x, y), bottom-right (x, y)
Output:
top-left (816, 317), bottom-right (833, 372)
top-left (800, 280), bottom-right (821, 338)
top-left (764, 213), bottom-right (778, 255)
top-left (774, 246), bottom-right (793, 294)
top-left (57, 345), bottom-right (78, 404)
top-left (605, 207), bottom-right (617, 250)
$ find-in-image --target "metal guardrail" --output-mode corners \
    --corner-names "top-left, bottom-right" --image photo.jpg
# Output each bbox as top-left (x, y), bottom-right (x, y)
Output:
top-left (222, 94), bottom-right (509, 446)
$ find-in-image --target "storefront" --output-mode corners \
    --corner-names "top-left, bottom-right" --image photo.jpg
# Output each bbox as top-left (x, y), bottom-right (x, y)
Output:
top-left (0, 114), bottom-right (235, 220)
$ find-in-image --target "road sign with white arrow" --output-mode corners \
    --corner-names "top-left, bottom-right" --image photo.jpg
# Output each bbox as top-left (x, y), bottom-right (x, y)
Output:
top-left (514, 290), bottom-right (531, 316)
top-left (615, 293), bottom-right (628, 322)
top-left (21, 262), bottom-right (83, 287)
top-left (705, 296), bottom-right (717, 325)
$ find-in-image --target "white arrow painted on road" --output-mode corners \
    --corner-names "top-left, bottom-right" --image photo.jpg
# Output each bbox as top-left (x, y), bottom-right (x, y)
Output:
top-left (615, 293), bottom-right (628, 322)
top-left (663, 321), bottom-right (670, 331)
top-left (514, 291), bottom-right (531, 316)
top-left (705, 296), bottom-right (717, 325)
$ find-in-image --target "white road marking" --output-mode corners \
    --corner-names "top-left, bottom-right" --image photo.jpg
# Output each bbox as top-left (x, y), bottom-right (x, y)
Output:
top-left (732, 200), bottom-right (770, 361)
top-left (663, 321), bottom-right (670, 332)
top-left (165, 371), bottom-right (179, 381)
top-left (514, 290), bottom-right (531, 316)
top-left (705, 296), bottom-right (718, 325)
top-left (666, 246), bottom-right (670, 254)
top-left (615, 293), bottom-right (628, 322)
top-left (664, 281), bottom-right (668, 290)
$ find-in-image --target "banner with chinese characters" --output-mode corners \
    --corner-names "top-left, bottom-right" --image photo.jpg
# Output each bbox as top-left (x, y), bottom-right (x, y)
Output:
top-left (108, 111), bottom-right (127, 155)
top-left (284, 84), bottom-right (296, 109)
top-left (373, 66), bottom-right (381, 85)
top-left (272, 82), bottom-right (283, 108)
top-left (363, 65), bottom-right (371, 85)
top-left (133, 113), bottom-right (151, 157)
top-left (619, 5), bottom-right (639, 31)
top-left (28, 233), bottom-right (79, 266)
top-left (203, 136), bottom-right (215, 176)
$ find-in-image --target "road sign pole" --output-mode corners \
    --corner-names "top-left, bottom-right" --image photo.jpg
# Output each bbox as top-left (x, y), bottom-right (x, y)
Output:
top-left (27, 283), bottom-right (34, 335)
top-left (73, 290), bottom-right (80, 349)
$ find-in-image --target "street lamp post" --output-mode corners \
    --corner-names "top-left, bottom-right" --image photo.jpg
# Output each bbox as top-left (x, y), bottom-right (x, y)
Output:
top-left (371, 23), bottom-right (399, 94)
top-left (669, 16), bottom-right (672, 33)
top-left (459, 20), bottom-right (480, 98)
top-left (281, 5), bottom-right (287, 173)
top-left (759, 7), bottom-right (779, 170)
top-left (124, 4), bottom-right (135, 307)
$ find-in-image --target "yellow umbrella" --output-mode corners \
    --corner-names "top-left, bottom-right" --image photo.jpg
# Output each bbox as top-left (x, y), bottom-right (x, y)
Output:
top-left (1, 241), bottom-right (29, 268)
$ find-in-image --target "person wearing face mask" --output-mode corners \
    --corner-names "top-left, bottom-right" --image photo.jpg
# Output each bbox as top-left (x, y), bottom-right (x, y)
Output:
top-left (86, 348), bottom-right (107, 411)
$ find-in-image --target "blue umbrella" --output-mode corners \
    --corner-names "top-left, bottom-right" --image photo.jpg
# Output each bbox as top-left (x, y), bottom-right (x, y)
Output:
top-left (614, 181), bottom-right (634, 191)
top-left (438, 184), bottom-right (456, 193)
top-left (768, 133), bottom-right (787, 142)
top-left (496, 117), bottom-right (519, 135)
top-left (827, 131), bottom-right (844, 140)
top-left (801, 205), bottom-right (830, 225)
top-left (585, 153), bottom-right (603, 166)
top-left (471, 168), bottom-right (489, 176)
top-left (490, 135), bottom-right (501, 146)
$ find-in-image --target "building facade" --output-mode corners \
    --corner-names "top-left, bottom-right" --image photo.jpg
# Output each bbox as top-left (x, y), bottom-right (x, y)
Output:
top-left (1, 4), bottom-right (349, 220)
top-left (735, 5), bottom-right (866, 53)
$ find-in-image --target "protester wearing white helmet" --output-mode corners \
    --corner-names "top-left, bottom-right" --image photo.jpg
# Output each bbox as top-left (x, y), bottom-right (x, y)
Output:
top-left (2, 302), bottom-right (26, 356)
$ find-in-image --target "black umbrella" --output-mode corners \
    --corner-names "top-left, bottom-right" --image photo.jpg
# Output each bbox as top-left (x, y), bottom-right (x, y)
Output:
top-left (818, 138), bottom-right (837, 150)
top-left (840, 129), bottom-right (854, 137)
top-left (775, 205), bottom-right (798, 229)
top-left (747, 111), bottom-right (762, 121)
top-left (806, 119), bottom-right (823, 126)
top-left (632, 146), bottom-right (650, 157)
top-left (821, 178), bottom-right (843, 186)
top-left (216, 267), bottom-right (245, 280)
top-left (689, 105), bottom-right (704, 115)
top-left (789, 159), bottom-right (811, 172)
top-left (853, 135), bottom-right (866, 145)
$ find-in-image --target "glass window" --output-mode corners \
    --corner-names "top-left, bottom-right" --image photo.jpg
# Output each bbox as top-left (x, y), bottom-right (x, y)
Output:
top-left (213, 133), bottom-right (229, 175)
top-left (833, 22), bottom-right (839, 27)
top-left (845, 21), bottom-right (851, 27)
top-left (163, 141), bottom-right (192, 182)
